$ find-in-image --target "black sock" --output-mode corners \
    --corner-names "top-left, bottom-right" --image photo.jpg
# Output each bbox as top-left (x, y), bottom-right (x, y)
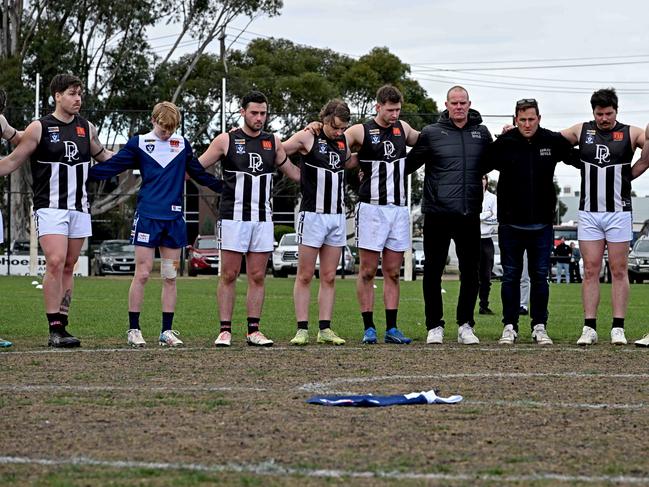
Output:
top-left (385, 309), bottom-right (398, 330)
top-left (220, 321), bottom-right (232, 333)
top-left (162, 312), bottom-right (174, 333)
top-left (297, 321), bottom-right (308, 330)
top-left (129, 311), bottom-right (141, 330)
top-left (362, 311), bottom-right (374, 330)
top-left (612, 317), bottom-right (625, 329)
top-left (247, 317), bottom-right (260, 334)
top-left (59, 313), bottom-right (69, 327)
top-left (47, 313), bottom-right (63, 330)
top-left (585, 318), bottom-right (597, 330)
top-left (319, 320), bottom-right (330, 331)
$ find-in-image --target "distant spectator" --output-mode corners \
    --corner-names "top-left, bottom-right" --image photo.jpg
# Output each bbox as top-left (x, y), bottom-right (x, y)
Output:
top-left (554, 236), bottom-right (572, 283)
top-left (569, 242), bottom-right (582, 283)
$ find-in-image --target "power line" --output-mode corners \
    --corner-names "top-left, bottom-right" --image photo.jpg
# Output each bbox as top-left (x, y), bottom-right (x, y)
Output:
top-left (411, 54), bottom-right (649, 66)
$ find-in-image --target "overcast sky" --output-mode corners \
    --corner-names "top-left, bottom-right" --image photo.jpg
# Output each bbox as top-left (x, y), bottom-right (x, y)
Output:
top-left (170, 0), bottom-right (649, 195)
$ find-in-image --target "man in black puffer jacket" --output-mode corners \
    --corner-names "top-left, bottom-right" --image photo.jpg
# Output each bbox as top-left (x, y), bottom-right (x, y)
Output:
top-left (406, 85), bottom-right (492, 345)
top-left (482, 98), bottom-right (579, 346)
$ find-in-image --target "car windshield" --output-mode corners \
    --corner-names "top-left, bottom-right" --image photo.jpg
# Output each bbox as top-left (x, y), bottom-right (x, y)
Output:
top-left (555, 228), bottom-right (577, 240)
top-left (634, 240), bottom-right (649, 253)
top-left (280, 234), bottom-right (298, 246)
top-left (104, 242), bottom-right (134, 252)
top-left (413, 241), bottom-right (423, 251)
top-left (196, 238), bottom-right (218, 249)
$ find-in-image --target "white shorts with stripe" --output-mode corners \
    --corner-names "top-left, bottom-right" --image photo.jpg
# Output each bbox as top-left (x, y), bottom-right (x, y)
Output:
top-left (297, 211), bottom-right (346, 248)
top-left (34, 208), bottom-right (92, 238)
top-left (217, 219), bottom-right (274, 253)
top-left (355, 202), bottom-right (410, 252)
top-left (578, 210), bottom-right (632, 243)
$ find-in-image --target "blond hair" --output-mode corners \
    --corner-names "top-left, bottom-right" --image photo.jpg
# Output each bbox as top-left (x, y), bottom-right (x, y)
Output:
top-left (152, 101), bottom-right (181, 132)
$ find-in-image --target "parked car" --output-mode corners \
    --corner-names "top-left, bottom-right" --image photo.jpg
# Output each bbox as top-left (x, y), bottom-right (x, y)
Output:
top-left (413, 238), bottom-right (425, 275)
top-left (315, 245), bottom-right (355, 276)
top-left (188, 235), bottom-right (219, 276)
top-left (9, 240), bottom-right (32, 255)
top-left (94, 240), bottom-right (135, 276)
top-left (272, 233), bottom-right (299, 277)
top-left (628, 237), bottom-right (649, 283)
top-left (492, 238), bottom-right (502, 279)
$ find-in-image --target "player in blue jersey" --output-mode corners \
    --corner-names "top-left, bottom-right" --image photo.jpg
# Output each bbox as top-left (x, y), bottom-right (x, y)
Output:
top-left (90, 102), bottom-right (222, 347)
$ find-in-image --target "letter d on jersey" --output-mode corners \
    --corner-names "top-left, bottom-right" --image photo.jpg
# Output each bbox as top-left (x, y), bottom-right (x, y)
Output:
top-left (64, 141), bottom-right (79, 163)
top-left (595, 144), bottom-right (610, 165)
top-left (328, 152), bottom-right (341, 169)
top-left (248, 153), bottom-right (263, 173)
top-left (383, 140), bottom-right (396, 159)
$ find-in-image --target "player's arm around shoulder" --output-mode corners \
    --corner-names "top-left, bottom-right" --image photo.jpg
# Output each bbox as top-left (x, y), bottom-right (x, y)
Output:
top-left (400, 120), bottom-right (420, 146)
top-left (89, 122), bottom-right (113, 162)
top-left (560, 123), bottom-right (582, 146)
top-left (344, 123), bottom-right (364, 152)
top-left (0, 115), bottom-right (23, 145)
top-left (631, 124), bottom-right (645, 150)
top-left (275, 134), bottom-right (300, 182)
top-left (0, 120), bottom-right (41, 176)
top-left (199, 132), bottom-right (229, 168)
top-left (282, 129), bottom-right (312, 156)
top-left (631, 124), bottom-right (649, 180)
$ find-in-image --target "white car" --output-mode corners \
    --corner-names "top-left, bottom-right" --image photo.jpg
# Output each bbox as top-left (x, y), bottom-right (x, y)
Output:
top-left (272, 233), bottom-right (299, 277)
top-left (413, 238), bottom-right (425, 274)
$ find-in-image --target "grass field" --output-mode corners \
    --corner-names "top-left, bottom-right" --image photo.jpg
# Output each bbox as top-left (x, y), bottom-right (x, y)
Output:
top-left (1, 275), bottom-right (649, 485)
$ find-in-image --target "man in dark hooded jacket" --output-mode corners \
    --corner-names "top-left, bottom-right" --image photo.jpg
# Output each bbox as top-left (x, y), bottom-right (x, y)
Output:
top-left (406, 86), bottom-right (492, 345)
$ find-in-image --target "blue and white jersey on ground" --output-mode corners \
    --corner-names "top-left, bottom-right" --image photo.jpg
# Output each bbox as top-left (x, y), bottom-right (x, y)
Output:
top-left (89, 130), bottom-right (221, 220)
top-left (307, 389), bottom-right (463, 407)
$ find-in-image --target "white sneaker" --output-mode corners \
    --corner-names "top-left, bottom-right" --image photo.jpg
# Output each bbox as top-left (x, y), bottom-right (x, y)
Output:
top-left (498, 324), bottom-right (517, 345)
top-left (159, 330), bottom-right (183, 347)
top-left (532, 324), bottom-right (553, 345)
top-left (635, 333), bottom-right (649, 347)
top-left (576, 326), bottom-right (598, 346)
top-left (426, 326), bottom-right (444, 344)
top-left (458, 323), bottom-right (479, 345)
top-left (214, 330), bottom-right (232, 347)
top-left (610, 327), bottom-right (627, 345)
top-left (246, 330), bottom-right (274, 347)
top-left (127, 329), bottom-right (146, 348)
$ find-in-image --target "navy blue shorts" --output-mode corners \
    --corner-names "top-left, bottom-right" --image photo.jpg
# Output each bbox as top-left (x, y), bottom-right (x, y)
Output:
top-left (130, 213), bottom-right (187, 248)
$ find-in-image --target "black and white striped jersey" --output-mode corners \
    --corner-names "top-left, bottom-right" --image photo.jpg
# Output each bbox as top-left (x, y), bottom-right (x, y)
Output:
top-left (30, 114), bottom-right (91, 212)
top-left (220, 129), bottom-right (276, 221)
top-left (300, 133), bottom-right (347, 214)
top-left (356, 119), bottom-right (407, 206)
top-left (578, 121), bottom-right (634, 212)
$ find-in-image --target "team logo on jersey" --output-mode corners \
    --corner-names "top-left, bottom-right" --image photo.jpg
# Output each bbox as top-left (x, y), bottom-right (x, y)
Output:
top-left (235, 139), bottom-right (246, 154)
top-left (382, 140), bottom-right (396, 159)
top-left (392, 127), bottom-right (401, 136)
top-left (145, 144), bottom-right (155, 153)
top-left (48, 126), bottom-right (59, 133)
top-left (169, 139), bottom-right (180, 148)
top-left (63, 141), bottom-right (79, 163)
top-left (613, 131), bottom-right (624, 141)
top-left (585, 135), bottom-right (594, 144)
top-left (471, 131), bottom-right (482, 139)
top-left (540, 148), bottom-right (552, 156)
top-left (336, 141), bottom-right (345, 150)
top-left (50, 133), bottom-right (60, 143)
top-left (371, 135), bottom-right (380, 144)
top-left (328, 152), bottom-right (341, 169)
top-left (319, 142), bottom-right (328, 154)
top-left (137, 232), bottom-right (150, 243)
top-left (76, 126), bottom-right (86, 137)
top-left (262, 140), bottom-right (273, 150)
top-left (248, 153), bottom-right (263, 173)
top-left (595, 144), bottom-right (610, 165)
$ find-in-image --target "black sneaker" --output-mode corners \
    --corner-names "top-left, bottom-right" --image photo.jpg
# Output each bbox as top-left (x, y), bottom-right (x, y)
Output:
top-left (519, 306), bottom-right (529, 316)
top-left (48, 328), bottom-right (81, 348)
top-left (478, 307), bottom-right (493, 315)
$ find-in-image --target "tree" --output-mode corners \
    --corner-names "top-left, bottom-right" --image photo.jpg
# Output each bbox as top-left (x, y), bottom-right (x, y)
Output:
top-left (0, 1), bottom-right (283, 238)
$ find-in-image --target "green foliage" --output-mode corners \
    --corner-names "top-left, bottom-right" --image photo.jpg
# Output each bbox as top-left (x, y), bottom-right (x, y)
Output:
top-left (273, 224), bottom-right (294, 243)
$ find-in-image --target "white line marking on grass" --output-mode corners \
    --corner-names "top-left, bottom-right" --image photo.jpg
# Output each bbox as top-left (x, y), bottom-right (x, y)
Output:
top-left (0, 384), bottom-right (266, 393)
top-left (1, 456), bottom-right (649, 484)
top-left (0, 346), bottom-right (370, 356)
top-left (469, 399), bottom-right (649, 410)
top-left (300, 372), bottom-right (649, 393)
